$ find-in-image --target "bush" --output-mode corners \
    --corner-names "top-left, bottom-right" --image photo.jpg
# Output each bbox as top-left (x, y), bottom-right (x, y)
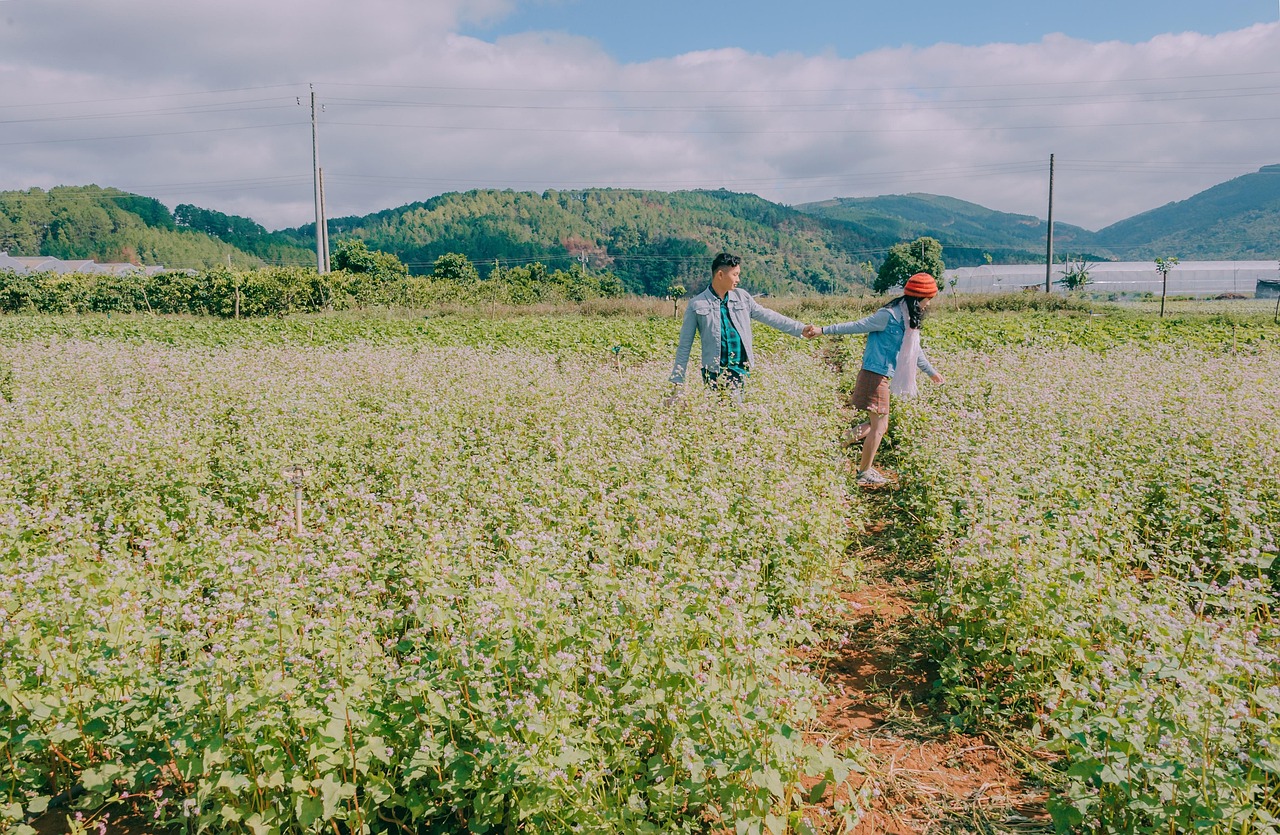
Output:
top-left (0, 256), bottom-right (624, 318)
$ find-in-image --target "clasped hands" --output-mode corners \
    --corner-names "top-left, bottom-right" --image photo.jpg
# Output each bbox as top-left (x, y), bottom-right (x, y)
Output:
top-left (801, 324), bottom-right (822, 339)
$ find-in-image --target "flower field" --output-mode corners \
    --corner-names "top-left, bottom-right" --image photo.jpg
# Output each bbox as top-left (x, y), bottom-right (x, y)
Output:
top-left (0, 321), bottom-right (867, 833)
top-left (1, 308), bottom-right (1279, 834)
top-left (881, 341), bottom-right (1280, 832)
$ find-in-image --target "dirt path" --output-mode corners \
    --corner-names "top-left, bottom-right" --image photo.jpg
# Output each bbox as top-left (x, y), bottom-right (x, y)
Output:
top-left (811, 513), bottom-right (1053, 834)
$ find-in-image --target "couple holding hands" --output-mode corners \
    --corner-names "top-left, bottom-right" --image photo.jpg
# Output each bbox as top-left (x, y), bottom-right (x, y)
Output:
top-left (668, 252), bottom-right (943, 488)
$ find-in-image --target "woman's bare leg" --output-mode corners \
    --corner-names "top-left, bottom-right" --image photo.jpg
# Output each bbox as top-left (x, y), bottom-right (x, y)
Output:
top-left (858, 411), bottom-right (890, 473)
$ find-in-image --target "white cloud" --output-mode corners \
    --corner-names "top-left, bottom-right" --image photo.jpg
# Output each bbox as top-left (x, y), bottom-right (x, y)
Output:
top-left (1, 1), bottom-right (1277, 232)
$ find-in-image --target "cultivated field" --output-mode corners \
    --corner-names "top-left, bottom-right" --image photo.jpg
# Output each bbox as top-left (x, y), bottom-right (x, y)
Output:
top-left (1, 306), bottom-right (1277, 834)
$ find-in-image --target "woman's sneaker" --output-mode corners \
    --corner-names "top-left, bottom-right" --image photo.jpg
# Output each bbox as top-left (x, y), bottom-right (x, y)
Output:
top-left (855, 468), bottom-right (889, 487)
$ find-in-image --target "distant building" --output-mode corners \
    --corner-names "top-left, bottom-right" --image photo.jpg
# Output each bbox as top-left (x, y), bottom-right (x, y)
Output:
top-left (1258, 279), bottom-right (1280, 299)
top-left (0, 251), bottom-right (171, 276)
top-left (944, 261), bottom-right (1280, 296)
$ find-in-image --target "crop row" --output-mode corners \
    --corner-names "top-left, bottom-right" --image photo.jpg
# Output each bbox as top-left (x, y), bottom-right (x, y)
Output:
top-left (880, 344), bottom-right (1280, 833)
top-left (0, 342), bottom-right (861, 834)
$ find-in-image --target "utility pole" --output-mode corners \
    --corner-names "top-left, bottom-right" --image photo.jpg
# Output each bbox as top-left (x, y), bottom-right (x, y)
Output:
top-left (1044, 153), bottom-right (1055, 293)
top-left (310, 86), bottom-right (328, 275)
top-left (319, 167), bottom-right (330, 273)
top-left (1155, 256), bottom-right (1178, 318)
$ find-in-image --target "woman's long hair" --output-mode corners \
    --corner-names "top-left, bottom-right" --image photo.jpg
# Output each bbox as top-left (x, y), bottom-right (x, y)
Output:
top-left (883, 295), bottom-right (925, 329)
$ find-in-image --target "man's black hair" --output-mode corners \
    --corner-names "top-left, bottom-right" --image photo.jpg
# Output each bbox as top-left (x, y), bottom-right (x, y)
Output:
top-left (711, 252), bottom-right (741, 275)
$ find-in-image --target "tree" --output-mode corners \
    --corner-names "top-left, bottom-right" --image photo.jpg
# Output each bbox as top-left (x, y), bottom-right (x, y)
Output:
top-left (430, 252), bottom-right (480, 284)
top-left (1154, 256), bottom-right (1179, 318)
top-left (666, 281), bottom-right (687, 318)
top-left (874, 236), bottom-right (944, 294)
top-left (331, 238), bottom-right (408, 279)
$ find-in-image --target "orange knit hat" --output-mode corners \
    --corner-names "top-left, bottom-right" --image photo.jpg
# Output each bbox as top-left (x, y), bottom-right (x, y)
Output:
top-left (904, 272), bottom-right (939, 298)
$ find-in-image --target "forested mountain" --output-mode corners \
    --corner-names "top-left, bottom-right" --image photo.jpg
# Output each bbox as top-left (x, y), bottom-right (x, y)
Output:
top-left (0, 186), bottom-right (311, 269)
top-left (1092, 165), bottom-right (1280, 260)
top-left (172, 203), bottom-right (315, 266)
top-left (278, 188), bottom-right (882, 296)
top-left (796, 193), bottom-right (1102, 264)
top-left (6, 165), bottom-right (1280, 295)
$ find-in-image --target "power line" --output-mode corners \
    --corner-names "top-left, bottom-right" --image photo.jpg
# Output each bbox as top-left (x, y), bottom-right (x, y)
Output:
top-left (0, 121), bottom-right (305, 147)
top-left (317, 112), bottom-right (1280, 135)
top-left (316, 69), bottom-right (1280, 95)
top-left (0, 100), bottom-right (301, 126)
top-left (0, 84), bottom-right (304, 110)
top-left (318, 84), bottom-right (1280, 115)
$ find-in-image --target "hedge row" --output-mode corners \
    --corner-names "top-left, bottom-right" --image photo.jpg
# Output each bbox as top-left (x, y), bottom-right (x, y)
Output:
top-left (0, 264), bottom-right (624, 317)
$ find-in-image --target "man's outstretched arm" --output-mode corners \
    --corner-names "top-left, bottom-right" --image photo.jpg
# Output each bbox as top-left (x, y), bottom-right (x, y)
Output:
top-left (747, 295), bottom-right (808, 337)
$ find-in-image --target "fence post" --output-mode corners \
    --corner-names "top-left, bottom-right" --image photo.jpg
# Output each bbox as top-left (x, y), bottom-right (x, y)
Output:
top-left (282, 464), bottom-right (309, 534)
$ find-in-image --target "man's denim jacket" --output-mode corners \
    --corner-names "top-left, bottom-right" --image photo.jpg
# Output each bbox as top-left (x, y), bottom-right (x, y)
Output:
top-left (669, 287), bottom-right (806, 384)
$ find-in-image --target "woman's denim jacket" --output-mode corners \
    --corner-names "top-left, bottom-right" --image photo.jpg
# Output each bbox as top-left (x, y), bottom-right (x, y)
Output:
top-left (822, 304), bottom-right (937, 379)
top-left (669, 287), bottom-right (806, 384)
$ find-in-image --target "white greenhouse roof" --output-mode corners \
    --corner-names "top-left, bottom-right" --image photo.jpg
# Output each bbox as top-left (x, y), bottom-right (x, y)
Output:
top-left (0, 251), bottom-right (169, 276)
top-left (944, 260), bottom-right (1280, 295)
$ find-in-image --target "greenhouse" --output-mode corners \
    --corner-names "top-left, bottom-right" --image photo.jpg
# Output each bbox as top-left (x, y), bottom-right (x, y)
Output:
top-left (945, 260), bottom-right (1280, 296)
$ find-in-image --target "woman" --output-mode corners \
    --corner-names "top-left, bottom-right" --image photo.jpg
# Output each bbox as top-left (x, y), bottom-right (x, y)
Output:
top-left (815, 272), bottom-right (945, 487)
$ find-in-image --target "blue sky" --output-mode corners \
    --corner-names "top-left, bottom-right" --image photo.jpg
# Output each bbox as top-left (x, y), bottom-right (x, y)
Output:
top-left (469, 0), bottom-right (1280, 62)
top-left (1, 0), bottom-right (1279, 234)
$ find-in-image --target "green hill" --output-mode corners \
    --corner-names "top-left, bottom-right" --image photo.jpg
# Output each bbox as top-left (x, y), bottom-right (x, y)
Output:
top-left (1092, 165), bottom-right (1280, 260)
top-left (796, 193), bottom-right (1104, 264)
top-left (0, 185), bottom-right (313, 270)
top-left (8, 165), bottom-right (1280, 296)
top-left (277, 188), bottom-right (883, 296)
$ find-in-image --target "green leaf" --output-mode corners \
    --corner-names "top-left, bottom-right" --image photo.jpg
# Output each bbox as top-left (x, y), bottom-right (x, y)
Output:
top-left (296, 796), bottom-right (323, 829)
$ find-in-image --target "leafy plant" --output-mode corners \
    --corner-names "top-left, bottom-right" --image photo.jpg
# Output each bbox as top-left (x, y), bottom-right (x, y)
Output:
top-left (1056, 255), bottom-right (1095, 292)
top-left (0, 322), bottom-right (864, 833)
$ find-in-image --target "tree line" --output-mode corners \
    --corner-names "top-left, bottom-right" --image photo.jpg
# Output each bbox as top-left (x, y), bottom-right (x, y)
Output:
top-left (0, 242), bottom-right (625, 317)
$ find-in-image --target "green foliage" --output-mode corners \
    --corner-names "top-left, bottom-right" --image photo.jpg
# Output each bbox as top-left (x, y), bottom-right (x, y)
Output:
top-left (283, 188), bottom-right (877, 296)
top-left (113, 193), bottom-right (176, 230)
top-left (852, 318), bottom-right (1280, 833)
top-left (1057, 256), bottom-right (1095, 292)
top-left (0, 328), bottom-right (863, 833)
top-left (0, 186), bottom-right (310, 270)
top-left (174, 204), bottom-right (312, 266)
top-left (1095, 165), bottom-right (1280, 259)
top-left (873, 236), bottom-right (944, 293)
top-left (330, 239), bottom-right (408, 280)
top-left (0, 254), bottom-right (624, 317)
top-left (800, 193), bottom-right (1097, 267)
top-left (430, 252), bottom-right (480, 284)
top-left (803, 165), bottom-right (1280, 263)
top-left (489, 261), bottom-right (624, 304)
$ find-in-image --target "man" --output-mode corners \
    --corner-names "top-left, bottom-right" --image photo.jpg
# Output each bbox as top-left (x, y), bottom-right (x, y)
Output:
top-left (668, 252), bottom-right (813, 401)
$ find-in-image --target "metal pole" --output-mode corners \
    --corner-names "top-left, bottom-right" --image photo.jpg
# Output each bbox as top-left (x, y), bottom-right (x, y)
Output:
top-left (311, 87), bottom-right (327, 275)
top-left (1044, 153), bottom-right (1055, 293)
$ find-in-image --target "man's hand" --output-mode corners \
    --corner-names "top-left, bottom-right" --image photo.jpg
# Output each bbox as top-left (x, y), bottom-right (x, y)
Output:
top-left (929, 373), bottom-right (945, 385)
top-left (802, 324), bottom-right (822, 339)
